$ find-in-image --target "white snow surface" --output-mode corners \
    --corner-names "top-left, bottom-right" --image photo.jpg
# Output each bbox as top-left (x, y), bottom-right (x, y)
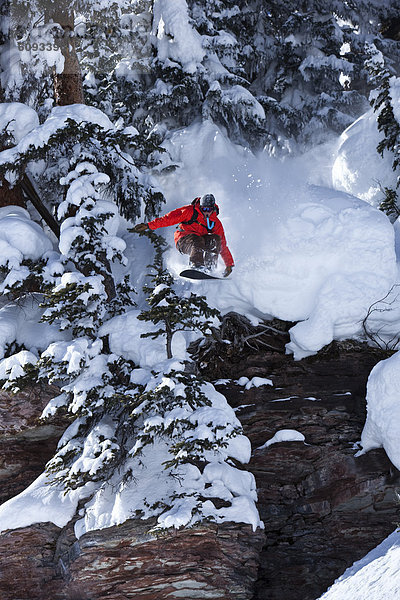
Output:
top-left (0, 205), bottom-right (52, 264)
top-left (157, 119), bottom-right (397, 359)
top-left (0, 350), bottom-right (38, 384)
top-left (0, 297), bottom-right (68, 360)
top-left (0, 103), bottom-right (39, 143)
top-left (318, 529), bottom-right (400, 600)
top-left (0, 470), bottom-right (97, 532)
top-left (237, 376), bottom-right (273, 389)
top-left (257, 429), bottom-right (306, 450)
top-left (332, 108), bottom-right (396, 206)
top-left (359, 350), bottom-right (400, 470)
top-left (99, 309), bottom-right (190, 366)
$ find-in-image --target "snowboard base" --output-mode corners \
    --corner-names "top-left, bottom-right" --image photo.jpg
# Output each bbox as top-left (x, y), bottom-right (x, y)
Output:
top-left (179, 269), bottom-right (225, 280)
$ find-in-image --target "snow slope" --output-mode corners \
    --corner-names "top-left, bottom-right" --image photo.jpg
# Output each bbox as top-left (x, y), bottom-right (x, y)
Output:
top-left (153, 119), bottom-right (397, 359)
top-left (318, 529), bottom-right (400, 600)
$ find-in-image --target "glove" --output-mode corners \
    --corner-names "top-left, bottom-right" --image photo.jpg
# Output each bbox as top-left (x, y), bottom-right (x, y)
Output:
top-left (223, 265), bottom-right (233, 277)
top-left (133, 223), bottom-right (149, 233)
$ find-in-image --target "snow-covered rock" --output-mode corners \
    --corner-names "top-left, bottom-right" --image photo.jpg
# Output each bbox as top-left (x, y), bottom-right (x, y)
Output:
top-left (359, 350), bottom-right (400, 470)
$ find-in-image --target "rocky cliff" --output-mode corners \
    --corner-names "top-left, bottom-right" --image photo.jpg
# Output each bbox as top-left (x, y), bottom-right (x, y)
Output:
top-left (0, 323), bottom-right (398, 600)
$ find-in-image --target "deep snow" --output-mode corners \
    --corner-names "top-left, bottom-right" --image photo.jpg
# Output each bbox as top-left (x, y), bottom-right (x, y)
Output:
top-left (152, 118), bottom-right (397, 360)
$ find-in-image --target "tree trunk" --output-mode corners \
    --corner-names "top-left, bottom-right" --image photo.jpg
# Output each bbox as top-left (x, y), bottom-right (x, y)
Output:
top-left (0, 179), bottom-right (26, 208)
top-left (166, 325), bottom-right (173, 359)
top-left (51, 9), bottom-right (84, 105)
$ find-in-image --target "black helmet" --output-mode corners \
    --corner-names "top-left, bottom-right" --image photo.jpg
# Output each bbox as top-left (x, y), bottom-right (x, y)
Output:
top-left (200, 193), bottom-right (216, 208)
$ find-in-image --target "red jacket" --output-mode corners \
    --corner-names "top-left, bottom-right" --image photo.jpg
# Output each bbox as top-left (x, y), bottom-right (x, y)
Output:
top-left (148, 204), bottom-right (234, 267)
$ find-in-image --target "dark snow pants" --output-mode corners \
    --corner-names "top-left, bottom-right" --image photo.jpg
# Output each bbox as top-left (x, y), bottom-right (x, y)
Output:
top-left (177, 233), bottom-right (221, 269)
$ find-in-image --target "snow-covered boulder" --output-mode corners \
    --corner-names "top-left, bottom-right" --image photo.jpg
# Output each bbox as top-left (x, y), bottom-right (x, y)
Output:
top-left (0, 206), bottom-right (52, 266)
top-left (360, 350), bottom-right (400, 470)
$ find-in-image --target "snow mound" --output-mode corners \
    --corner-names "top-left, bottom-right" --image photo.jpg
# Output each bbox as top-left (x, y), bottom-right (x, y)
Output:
top-left (159, 121), bottom-right (396, 359)
top-left (359, 350), bottom-right (400, 470)
top-left (258, 429), bottom-right (305, 449)
top-left (237, 376), bottom-right (273, 389)
top-left (99, 309), bottom-right (190, 367)
top-left (0, 206), bottom-right (53, 265)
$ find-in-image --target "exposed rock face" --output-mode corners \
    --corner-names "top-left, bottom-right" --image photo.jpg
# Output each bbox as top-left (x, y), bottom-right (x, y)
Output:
top-left (0, 339), bottom-right (398, 600)
top-left (68, 521), bottom-right (264, 600)
top-left (213, 343), bottom-right (399, 600)
top-left (0, 383), bottom-right (264, 600)
top-left (0, 523), bottom-right (63, 600)
top-left (0, 384), bottom-right (68, 504)
top-left (0, 520), bottom-right (264, 600)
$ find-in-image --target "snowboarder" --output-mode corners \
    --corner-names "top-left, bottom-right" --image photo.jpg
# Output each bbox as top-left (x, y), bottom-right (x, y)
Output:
top-left (134, 194), bottom-right (234, 277)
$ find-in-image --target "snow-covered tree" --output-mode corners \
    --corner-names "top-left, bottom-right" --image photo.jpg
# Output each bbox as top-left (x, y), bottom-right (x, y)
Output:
top-left (366, 42), bottom-right (400, 220)
top-left (137, 229), bottom-right (220, 359)
top-left (0, 105), bottom-right (164, 224)
top-left (0, 177), bottom-right (254, 531)
top-left (84, 0), bottom-right (400, 155)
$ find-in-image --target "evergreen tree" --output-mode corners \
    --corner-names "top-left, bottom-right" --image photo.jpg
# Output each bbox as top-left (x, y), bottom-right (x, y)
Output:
top-left (0, 108), bottom-right (164, 222)
top-left (0, 192), bottom-right (248, 531)
top-left (366, 45), bottom-right (400, 220)
top-left (5, 0), bottom-right (400, 155)
top-left (85, 0), bottom-right (400, 155)
top-left (137, 229), bottom-right (221, 359)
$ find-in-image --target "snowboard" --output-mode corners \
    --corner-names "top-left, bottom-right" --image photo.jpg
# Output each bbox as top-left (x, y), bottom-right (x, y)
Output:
top-left (179, 269), bottom-right (226, 280)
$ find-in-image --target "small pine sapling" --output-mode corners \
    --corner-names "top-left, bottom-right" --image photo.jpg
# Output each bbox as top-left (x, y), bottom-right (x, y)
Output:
top-left (137, 229), bottom-right (221, 359)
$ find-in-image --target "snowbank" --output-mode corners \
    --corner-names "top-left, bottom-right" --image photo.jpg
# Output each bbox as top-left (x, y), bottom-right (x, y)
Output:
top-left (158, 120), bottom-right (397, 359)
top-left (359, 350), bottom-right (400, 470)
top-left (318, 529), bottom-right (400, 600)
